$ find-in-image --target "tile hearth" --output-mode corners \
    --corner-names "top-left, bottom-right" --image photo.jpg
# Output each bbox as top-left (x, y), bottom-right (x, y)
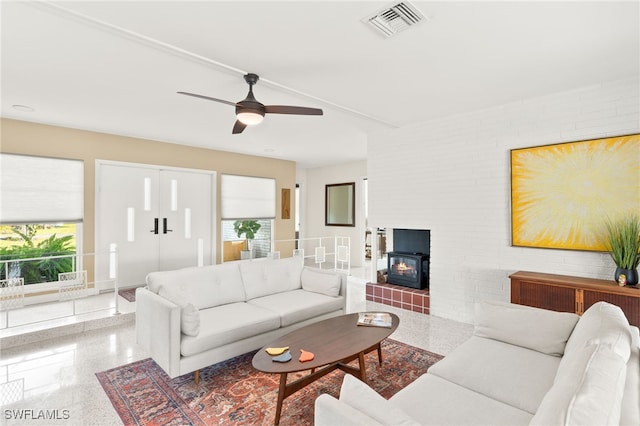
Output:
top-left (366, 282), bottom-right (430, 314)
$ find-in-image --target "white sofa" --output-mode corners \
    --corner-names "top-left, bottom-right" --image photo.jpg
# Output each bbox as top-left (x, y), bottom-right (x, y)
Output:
top-left (315, 301), bottom-right (640, 426)
top-left (135, 256), bottom-right (346, 382)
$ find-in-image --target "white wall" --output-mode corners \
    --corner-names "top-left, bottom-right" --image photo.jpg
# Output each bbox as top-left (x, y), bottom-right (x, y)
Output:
top-left (368, 77), bottom-right (640, 323)
top-left (298, 161), bottom-right (367, 267)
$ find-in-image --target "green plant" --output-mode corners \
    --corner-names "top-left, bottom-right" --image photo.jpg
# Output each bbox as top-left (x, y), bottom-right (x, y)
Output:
top-left (0, 232), bottom-right (75, 284)
top-left (233, 220), bottom-right (261, 250)
top-left (604, 215), bottom-right (640, 270)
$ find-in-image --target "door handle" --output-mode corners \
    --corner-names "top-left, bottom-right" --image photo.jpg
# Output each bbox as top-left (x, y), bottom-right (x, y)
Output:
top-left (150, 218), bottom-right (159, 234)
top-left (163, 218), bottom-right (173, 234)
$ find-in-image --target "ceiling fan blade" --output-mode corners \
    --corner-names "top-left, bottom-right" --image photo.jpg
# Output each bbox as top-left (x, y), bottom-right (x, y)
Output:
top-left (177, 91), bottom-right (237, 107)
top-left (232, 120), bottom-right (247, 134)
top-left (264, 105), bottom-right (323, 115)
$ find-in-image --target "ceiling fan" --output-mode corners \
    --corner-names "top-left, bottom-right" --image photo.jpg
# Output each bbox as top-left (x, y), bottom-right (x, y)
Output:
top-left (178, 73), bottom-right (323, 134)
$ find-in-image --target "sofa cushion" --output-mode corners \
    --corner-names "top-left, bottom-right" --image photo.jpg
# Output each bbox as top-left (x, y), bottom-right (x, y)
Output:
top-left (474, 301), bottom-right (579, 356)
top-left (248, 289), bottom-right (344, 327)
top-left (180, 302), bottom-right (280, 357)
top-left (157, 286), bottom-right (200, 336)
top-left (240, 257), bottom-right (304, 300)
top-left (147, 263), bottom-right (245, 309)
top-left (564, 301), bottom-right (632, 361)
top-left (391, 374), bottom-right (534, 425)
top-left (530, 344), bottom-right (627, 426)
top-left (301, 267), bottom-right (342, 297)
top-left (428, 336), bottom-right (560, 414)
top-left (338, 374), bottom-right (420, 425)
top-left (621, 326), bottom-right (640, 425)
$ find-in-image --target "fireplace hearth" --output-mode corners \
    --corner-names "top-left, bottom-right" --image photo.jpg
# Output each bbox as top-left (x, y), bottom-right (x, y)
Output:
top-left (366, 281), bottom-right (430, 314)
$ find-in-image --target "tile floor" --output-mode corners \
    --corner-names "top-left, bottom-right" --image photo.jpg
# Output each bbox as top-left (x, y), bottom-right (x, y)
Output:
top-left (0, 274), bottom-right (473, 425)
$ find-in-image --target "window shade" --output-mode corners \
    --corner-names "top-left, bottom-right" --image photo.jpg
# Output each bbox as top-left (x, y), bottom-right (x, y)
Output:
top-left (221, 174), bottom-right (275, 219)
top-left (0, 154), bottom-right (84, 224)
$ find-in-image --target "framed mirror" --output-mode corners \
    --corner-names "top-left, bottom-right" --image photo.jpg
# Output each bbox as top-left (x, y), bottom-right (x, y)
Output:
top-left (325, 182), bottom-right (355, 227)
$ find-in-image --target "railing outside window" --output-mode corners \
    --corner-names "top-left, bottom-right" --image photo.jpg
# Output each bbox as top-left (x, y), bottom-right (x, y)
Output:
top-left (0, 248), bottom-right (120, 330)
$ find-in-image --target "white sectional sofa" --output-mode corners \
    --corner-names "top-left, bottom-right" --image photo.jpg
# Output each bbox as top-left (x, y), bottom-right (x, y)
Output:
top-left (135, 256), bottom-right (346, 382)
top-left (315, 301), bottom-right (640, 425)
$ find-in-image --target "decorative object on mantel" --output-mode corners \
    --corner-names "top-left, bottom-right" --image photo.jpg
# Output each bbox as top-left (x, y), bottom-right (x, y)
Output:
top-left (603, 215), bottom-right (640, 287)
top-left (233, 219), bottom-right (261, 260)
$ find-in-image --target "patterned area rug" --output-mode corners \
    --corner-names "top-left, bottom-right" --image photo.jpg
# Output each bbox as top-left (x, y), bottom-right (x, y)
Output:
top-left (96, 339), bottom-right (442, 425)
top-left (117, 288), bottom-right (137, 302)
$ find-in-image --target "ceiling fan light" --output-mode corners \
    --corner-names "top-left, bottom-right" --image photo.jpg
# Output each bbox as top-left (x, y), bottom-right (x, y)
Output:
top-left (237, 111), bottom-right (264, 125)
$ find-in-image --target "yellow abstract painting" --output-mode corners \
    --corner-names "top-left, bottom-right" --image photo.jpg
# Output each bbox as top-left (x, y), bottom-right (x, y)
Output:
top-left (511, 134), bottom-right (640, 251)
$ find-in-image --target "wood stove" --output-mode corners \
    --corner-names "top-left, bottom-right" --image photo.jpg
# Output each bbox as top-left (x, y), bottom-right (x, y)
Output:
top-left (385, 228), bottom-right (430, 289)
top-left (387, 252), bottom-right (429, 289)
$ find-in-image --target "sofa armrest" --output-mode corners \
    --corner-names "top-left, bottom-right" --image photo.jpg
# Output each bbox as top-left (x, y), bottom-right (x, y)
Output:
top-left (314, 394), bottom-right (384, 426)
top-left (621, 325), bottom-right (640, 426)
top-left (135, 287), bottom-right (182, 377)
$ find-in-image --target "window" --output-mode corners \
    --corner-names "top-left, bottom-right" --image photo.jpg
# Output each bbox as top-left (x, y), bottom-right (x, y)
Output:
top-left (0, 154), bottom-right (84, 285)
top-left (0, 224), bottom-right (79, 285)
top-left (0, 154), bottom-right (83, 223)
top-left (220, 174), bottom-right (276, 220)
top-left (220, 174), bottom-right (276, 261)
top-left (222, 219), bottom-right (272, 261)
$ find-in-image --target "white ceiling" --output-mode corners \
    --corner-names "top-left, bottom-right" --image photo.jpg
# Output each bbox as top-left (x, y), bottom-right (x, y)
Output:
top-left (2, 1), bottom-right (638, 168)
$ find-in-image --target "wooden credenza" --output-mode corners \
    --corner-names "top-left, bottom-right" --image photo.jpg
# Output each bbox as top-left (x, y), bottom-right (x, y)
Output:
top-left (510, 271), bottom-right (640, 327)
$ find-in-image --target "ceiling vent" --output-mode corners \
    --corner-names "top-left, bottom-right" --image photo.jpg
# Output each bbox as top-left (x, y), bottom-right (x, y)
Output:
top-left (364, 1), bottom-right (426, 38)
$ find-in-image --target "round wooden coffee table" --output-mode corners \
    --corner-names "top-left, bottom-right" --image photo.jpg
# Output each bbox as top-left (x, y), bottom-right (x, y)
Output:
top-left (252, 312), bottom-right (399, 425)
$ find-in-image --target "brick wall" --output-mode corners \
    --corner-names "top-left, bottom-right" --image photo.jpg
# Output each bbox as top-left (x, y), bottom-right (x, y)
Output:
top-left (368, 77), bottom-right (640, 323)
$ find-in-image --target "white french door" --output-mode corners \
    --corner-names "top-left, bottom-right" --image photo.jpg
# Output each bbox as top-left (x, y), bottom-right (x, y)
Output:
top-left (158, 169), bottom-right (213, 271)
top-left (96, 162), bottom-right (214, 288)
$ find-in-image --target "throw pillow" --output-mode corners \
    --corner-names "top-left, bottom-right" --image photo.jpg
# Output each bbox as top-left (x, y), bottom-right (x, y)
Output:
top-left (339, 375), bottom-right (420, 425)
top-left (301, 267), bottom-right (341, 297)
top-left (474, 301), bottom-right (579, 356)
top-left (180, 303), bottom-right (200, 337)
top-left (158, 285), bottom-right (200, 337)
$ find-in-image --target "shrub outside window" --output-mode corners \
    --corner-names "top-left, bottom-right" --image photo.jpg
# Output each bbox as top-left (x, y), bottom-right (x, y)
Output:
top-left (0, 224), bottom-right (79, 285)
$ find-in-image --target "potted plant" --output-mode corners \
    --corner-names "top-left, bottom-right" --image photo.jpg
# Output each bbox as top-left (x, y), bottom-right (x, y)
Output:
top-left (233, 220), bottom-right (261, 259)
top-left (603, 215), bottom-right (640, 286)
